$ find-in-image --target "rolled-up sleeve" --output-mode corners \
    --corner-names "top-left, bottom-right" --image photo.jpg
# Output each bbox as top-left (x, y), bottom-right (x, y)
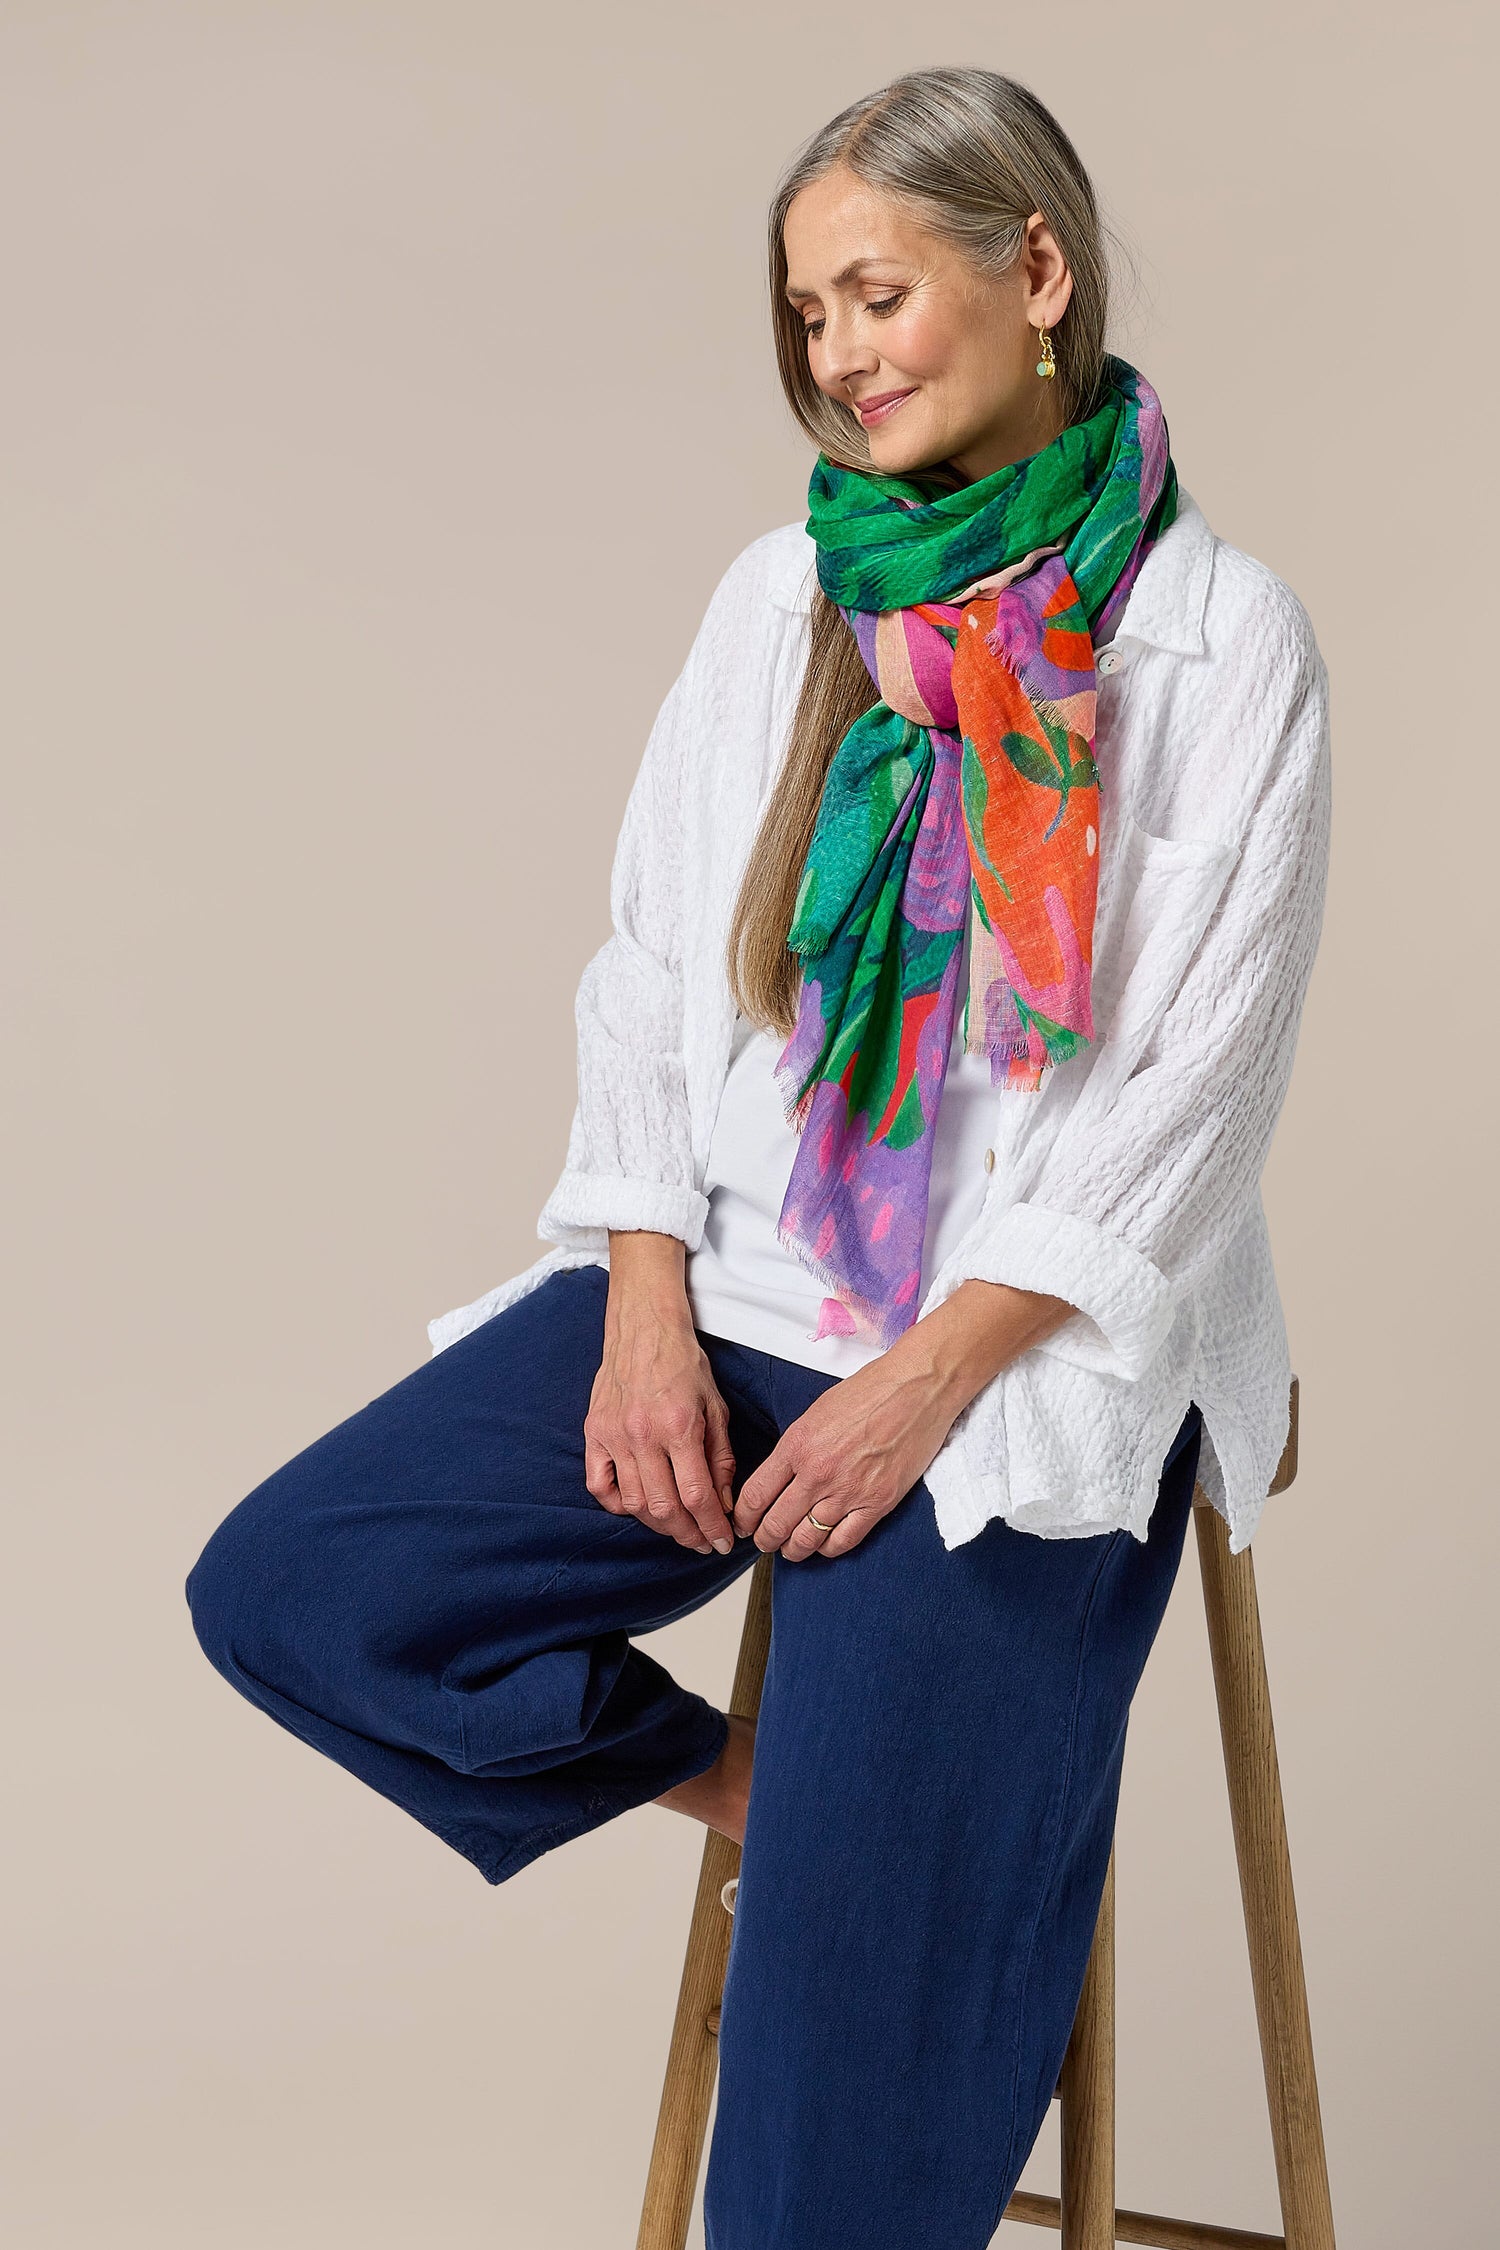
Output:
top-left (942, 585), bottom-right (1332, 1380)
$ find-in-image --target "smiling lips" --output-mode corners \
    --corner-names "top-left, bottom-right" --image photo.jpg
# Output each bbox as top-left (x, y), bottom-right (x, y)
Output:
top-left (855, 387), bottom-right (916, 425)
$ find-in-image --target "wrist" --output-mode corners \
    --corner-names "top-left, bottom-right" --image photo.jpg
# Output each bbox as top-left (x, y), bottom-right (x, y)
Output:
top-left (901, 1280), bottom-right (1074, 1411)
top-left (605, 1230), bottom-right (695, 1333)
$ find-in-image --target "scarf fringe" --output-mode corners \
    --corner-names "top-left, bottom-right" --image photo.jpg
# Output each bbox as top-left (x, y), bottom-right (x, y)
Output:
top-left (965, 1037), bottom-right (1054, 1093)
top-left (771, 1050), bottom-right (819, 1135)
top-left (771, 1217), bottom-right (908, 1351)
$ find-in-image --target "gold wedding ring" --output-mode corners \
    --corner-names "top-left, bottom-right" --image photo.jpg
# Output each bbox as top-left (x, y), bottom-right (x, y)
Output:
top-left (807, 1511), bottom-right (833, 1533)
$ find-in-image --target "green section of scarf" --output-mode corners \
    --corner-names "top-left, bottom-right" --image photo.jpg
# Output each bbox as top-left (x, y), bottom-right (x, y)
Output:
top-left (806, 356), bottom-right (1175, 620)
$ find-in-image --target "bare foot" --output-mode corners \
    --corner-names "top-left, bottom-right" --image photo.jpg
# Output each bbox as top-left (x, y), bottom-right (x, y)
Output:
top-left (652, 1711), bottom-right (755, 1845)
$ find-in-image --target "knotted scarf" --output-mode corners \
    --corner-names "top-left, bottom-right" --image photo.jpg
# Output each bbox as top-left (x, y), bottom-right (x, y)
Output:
top-left (774, 353), bottom-right (1178, 1347)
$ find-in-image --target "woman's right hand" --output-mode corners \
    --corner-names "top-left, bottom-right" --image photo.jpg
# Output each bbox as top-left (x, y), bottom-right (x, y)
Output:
top-left (584, 1231), bottom-right (738, 1554)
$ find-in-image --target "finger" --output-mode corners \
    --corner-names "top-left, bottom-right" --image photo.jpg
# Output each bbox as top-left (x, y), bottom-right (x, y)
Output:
top-left (779, 1501), bottom-right (841, 1563)
top-left (764, 1449), bottom-right (845, 1557)
top-left (734, 1446), bottom-right (795, 1543)
top-left (758, 1478), bottom-right (839, 1557)
top-left (616, 1407), bottom-right (706, 1548)
top-left (818, 1506), bottom-right (880, 1557)
top-left (632, 1441), bottom-right (715, 1551)
top-left (583, 1434), bottom-right (625, 1515)
top-left (704, 1395), bottom-right (737, 1515)
top-left (609, 1444), bottom-right (650, 1521)
top-left (752, 1474), bottom-right (826, 1555)
top-left (613, 1445), bottom-right (699, 1547)
top-left (666, 1432), bottom-right (736, 1554)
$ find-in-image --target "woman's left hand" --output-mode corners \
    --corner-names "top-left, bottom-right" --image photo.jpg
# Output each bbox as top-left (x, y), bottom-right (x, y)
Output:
top-left (730, 1278), bottom-right (1075, 1560)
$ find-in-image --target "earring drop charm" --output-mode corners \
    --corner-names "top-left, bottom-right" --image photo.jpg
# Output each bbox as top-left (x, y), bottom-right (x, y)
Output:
top-left (1035, 322), bottom-right (1056, 380)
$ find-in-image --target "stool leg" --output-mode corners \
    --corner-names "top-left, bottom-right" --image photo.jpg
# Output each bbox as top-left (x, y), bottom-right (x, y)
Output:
top-left (635, 1557), bottom-right (775, 2250)
top-left (1194, 1502), bottom-right (1336, 2250)
top-left (1059, 1847), bottom-right (1117, 2248)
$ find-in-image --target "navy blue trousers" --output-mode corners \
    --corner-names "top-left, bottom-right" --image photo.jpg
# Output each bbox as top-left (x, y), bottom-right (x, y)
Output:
top-left (186, 1262), bottom-right (1201, 2250)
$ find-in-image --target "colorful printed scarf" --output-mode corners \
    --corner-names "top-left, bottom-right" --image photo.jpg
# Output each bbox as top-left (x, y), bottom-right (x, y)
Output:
top-left (775, 353), bottom-right (1177, 1348)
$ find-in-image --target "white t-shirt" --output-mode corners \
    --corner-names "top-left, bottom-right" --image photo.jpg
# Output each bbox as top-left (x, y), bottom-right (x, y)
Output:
top-left (685, 906), bottom-right (1001, 1378)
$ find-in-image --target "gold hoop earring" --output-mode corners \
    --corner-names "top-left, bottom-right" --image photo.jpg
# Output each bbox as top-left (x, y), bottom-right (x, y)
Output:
top-left (1035, 322), bottom-right (1057, 381)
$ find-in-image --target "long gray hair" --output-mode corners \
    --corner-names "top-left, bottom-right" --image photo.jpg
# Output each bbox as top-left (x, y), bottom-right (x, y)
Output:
top-left (726, 67), bottom-right (1121, 1034)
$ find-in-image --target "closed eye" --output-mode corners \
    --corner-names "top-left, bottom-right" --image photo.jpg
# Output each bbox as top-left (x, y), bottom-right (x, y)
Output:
top-left (803, 292), bottom-right (906, 341)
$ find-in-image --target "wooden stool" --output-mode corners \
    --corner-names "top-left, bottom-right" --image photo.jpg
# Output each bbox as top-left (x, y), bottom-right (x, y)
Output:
top-left (636, 1379), bottom-right (1336, 2250)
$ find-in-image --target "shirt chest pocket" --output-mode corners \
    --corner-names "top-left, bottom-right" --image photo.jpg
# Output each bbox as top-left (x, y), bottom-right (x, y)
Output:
top-left (1088, 811), bottom-right (1239, 1085)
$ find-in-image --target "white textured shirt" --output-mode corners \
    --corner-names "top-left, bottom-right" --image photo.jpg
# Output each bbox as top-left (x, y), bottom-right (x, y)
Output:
top-left (429, 489), bottom-right (1332, 1555)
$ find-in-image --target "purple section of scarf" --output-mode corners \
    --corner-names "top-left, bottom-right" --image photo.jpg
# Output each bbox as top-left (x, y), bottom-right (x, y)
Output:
top-left (903, 725), bottom-right (969, 930)
top-left (775, 931), bottom-right (966, 1349)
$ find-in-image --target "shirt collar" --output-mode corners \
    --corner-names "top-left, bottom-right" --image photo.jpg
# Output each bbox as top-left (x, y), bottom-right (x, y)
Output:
top-left (777, 482), bottom-right (1215, 658)
top-left (1109, 484), bottom-right (1215, 656)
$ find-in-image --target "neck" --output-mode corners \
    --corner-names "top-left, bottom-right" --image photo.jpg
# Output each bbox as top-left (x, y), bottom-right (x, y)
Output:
top-left (946, 391), bottom-right (1068, 484)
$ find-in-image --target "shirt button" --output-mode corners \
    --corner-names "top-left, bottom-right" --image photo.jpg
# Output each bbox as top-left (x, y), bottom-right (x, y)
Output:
top-left (982, 1147), bottom-right (995, 1173)
top-left (1097, 647), bottom-right (1123, 676)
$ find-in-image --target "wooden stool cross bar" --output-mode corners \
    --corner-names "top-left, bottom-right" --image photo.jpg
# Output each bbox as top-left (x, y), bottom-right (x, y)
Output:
top-left (636, 1378), bottom-right (1337, 2249)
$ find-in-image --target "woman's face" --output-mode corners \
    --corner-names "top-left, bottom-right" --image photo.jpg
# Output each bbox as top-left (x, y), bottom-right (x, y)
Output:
top-left (782, 166), bottom-right (1074, 484)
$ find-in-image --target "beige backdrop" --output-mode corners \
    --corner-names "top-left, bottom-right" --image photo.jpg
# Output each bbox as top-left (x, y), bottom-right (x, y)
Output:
top-left (3, 4), bottom-right (1492, 2244)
